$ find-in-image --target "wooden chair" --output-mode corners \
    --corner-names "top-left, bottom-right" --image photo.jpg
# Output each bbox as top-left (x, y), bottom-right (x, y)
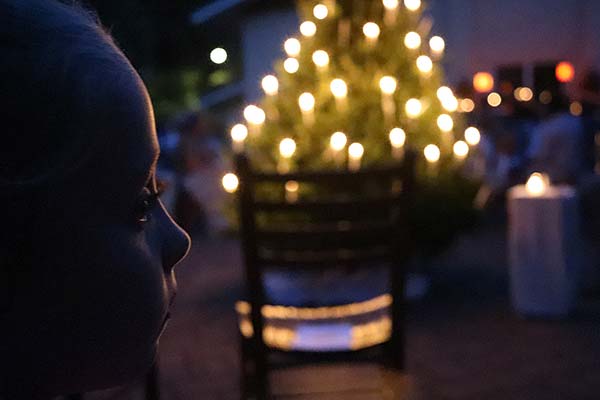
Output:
top-left (234, 152), bottom-right (416, 399)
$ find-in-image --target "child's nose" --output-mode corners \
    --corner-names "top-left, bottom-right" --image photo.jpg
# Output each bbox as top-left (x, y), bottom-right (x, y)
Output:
top-left (158, 205), bottom-right (191, 273)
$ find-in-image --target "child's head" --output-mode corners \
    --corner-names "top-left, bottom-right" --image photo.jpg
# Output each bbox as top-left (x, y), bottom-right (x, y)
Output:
top-left (0, 1), bottom-right (190, 397)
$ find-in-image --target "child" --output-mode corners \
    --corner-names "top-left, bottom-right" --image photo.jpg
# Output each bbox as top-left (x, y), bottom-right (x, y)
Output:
top-left (0, 1), bottom-right (190, 398)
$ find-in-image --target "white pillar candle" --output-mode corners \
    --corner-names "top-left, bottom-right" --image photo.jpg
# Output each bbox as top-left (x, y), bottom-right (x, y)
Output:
top-left (278, 138), bottom-right (296, 173)
top-left (330, 131), bottom-right (347, 168)
top-left (348, 142), bottom-right (364, 172)
top-left (230, 124), bottom-right (248, 153)
top-left (380, 76), bottom-right (397, 126)
top-left (285, 180), bottom-right (299, 203)
top-left (298, 92), bottom-right (315, 126)
top-left (383, 0), bottom-right (399, 26)
top-left (389, 128), bottom-right (406, 160)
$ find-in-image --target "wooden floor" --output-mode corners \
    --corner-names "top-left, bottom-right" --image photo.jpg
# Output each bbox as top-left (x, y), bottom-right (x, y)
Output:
top-left (85, 225), bottom-right (600, 400)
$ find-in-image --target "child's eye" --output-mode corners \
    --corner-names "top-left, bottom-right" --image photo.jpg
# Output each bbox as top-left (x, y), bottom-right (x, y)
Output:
top-left (134, 187), bottom-right (161, 225)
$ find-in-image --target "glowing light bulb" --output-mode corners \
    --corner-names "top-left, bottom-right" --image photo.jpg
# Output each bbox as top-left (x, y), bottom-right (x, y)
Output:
top-left (363, 22), bottom-right (381, 39)
top-left (383, 0), bottom-right (399, 9)
top-left (210, 47), bottom-right (228, 64)
top-left (405, 98), bottom-right (423, 118)
top-left (465, 127), bottom-right (481, 146)
top-left (230, 124), bottom-right (248, 143)
top-left (279, 138), bottom-right (296, 158)
top-left (298, 92), bottom-right (315, 112)
top-left (429, 36), bottom-right (445, 54)
top-left (526, 173), bottom-right (548, 196)
top-left (416, 55), bottom-right (433, 74)
top-left (330, 131), bottom-right (347, 151)
top-left (379, 76), bottom-right (397, 94)
top-left (437, 114), bottom-right (454, 132)
top-left (404, 0), bottom-right (421, 11)
top-left (453, 140), bottom-right (469, 159)
top-left (243, 105), bottom-right (266, 125)
top-left (313, 4), bottom-right (329, 20)
top-left (424, 144), bottom-right (440, 163)
top-left (261, 75), bottom-right (279, 96)
top-left (487, 92), bottom-right (502, 107)
top-left (300, 21), bottom-right (317, 37)
top-left (312, 50), bottom-right (330, 68)
top-left (389, 128), bottom-right (406, 148)
top-left (284, 38), bottom-right (301, 57)
top-left (284, 58), bottom-right (299, 74)
top-left (404, 31), bottom-right (421, 49)
top-left (473, 72), bottom-right (494, 93)
top-left (330, 79), bottom-right (348, 98)
top-left (222, 173), bottom-right (239, 193)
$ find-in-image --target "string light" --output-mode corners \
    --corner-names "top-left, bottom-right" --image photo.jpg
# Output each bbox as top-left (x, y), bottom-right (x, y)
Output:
top-left (298, 92), bottom-right (315, 112)
top-left (429, 36), bottom-right (445, 54)
top-left (330, 78), bottom-right (348, 98)
top-left (404, 31), bottom-right (421, 49)
top-left (424, 144), bottom-right (440, 163)
top-left (389, 128), bottom-right (406, 148)
top-left (279, 138), bottom-right (296, 158)
top-left (284, 38), bottom-right (301, 57)
top-left (312, 50), bottom-right (330, 68)
top-left (437, 114), bottom-right (454, 132)
top-left (383, 0), bottom-right (399, 9)
top-left (222, 173), bottom-right (239, 193)
top-left (300, 21), bottom-right (317, 37)
top-left (416, 55), bottom-right (433, 74)
top-left (330, 131), bottom-right (348, 151)
top-left (404, 0), bottom-right (421, 11)
top-left (405, 98), bottom-right (423, 118)
top-left (453, 140), bottom-right (469, 159)
top-left (284, 58), bottom-right (299, 74)
top-left (379, 76), bottom-right (397, 94)
top-left (465, 127), bottom-right (481, 146)
top-left (261, 75), bottom-right (279, 96)
top-left (243, 105), bottom-right (266, 125)
top-left (313, 4), bottom-right (329, 20)
top-left (487, 92), bottom-right (502, 107)
top-left (363, 22), bottom-right (381, 39)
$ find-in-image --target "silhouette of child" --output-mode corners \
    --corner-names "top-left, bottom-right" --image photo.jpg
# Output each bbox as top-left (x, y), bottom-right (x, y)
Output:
top-left (0, 1), bottom-right (190, 398)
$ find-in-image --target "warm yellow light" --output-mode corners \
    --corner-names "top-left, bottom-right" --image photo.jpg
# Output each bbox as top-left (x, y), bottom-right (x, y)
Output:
top-left (363, 22), bottom-right (381, 39)
top-left (379, 76), bottom-right (397, 94)
top-left (437, 86), bottom-right (453, 102)
top-left (429, 36), bottom-right (445, 54)
top-left (230, 124), bottom-right (248, 143)
top-left (383, 0), bottom-right (399, 9)
top-left (473, 72), bottom-right (494, 93)
top-left (389, 128), bottom-right (406, 148)
top-left (313, 4), bottom-right (329, 20)
top-left (330, 79), bottom-right (348, 98)
top-left (453, 140), bottom-right (469, 159)
top-left (404, 0), bottom-right (421, 11)
top-left (465, 127), bottom-right (481, 146)
top-left (437, 114), bottom-right (454, 132)
top-left (526, 173), bottom-right (548, 196)
top-left (487, 92), bottom-right (502, 107)
top-left (330, 131), bottom-right (347, 151)
top-left (459, 98), bottom-right (475, 113)
top-left (514, 87), bottom-right (533, 102)
top-left (243, 105), bottom-right (266, 125)
top-left (261, 75), bottom-right (279, 96)
top-left (442, 96), bottom-right (459, 112)
top-left (348, 142), bottom-right (364, 159)
top-left (424, 144), bottom-right (440, 163)
top-left (210, 47), bottom-right (228, 64)
top-left (312, 50), bottom-right (330, 68)
top-left (284, 58), bottom-right (299, 73)
top-left (404, 31), bottom-right (421, 49)
top-left (284, 38), bottom-right (301, 57)
top-left (416, 55), bottom-right (433, 74)
top-left (279, 138), bottom-right (297, 158)
top-left (405, 98), bottom-right (423, 118)
top-left (222, 173), bottom-right (239, 193)
top-left (300, 21), bottom-right (317, 37)
top-left (298, 92), bottom-right (315, 112)
top-left (556, 61), bottom-right (575, 83)
top-left (570, 101), bottom-right (583, 116)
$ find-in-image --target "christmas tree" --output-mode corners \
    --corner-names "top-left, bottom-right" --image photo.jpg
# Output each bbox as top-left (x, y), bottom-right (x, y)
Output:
top-left (225, 0), bottom-right (481, 255)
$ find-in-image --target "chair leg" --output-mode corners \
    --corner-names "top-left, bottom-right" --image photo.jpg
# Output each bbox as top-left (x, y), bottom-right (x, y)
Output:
top-left (240, 334), bottom-right (270, 400)
top-left (145, 362), bottom-right (160, 400)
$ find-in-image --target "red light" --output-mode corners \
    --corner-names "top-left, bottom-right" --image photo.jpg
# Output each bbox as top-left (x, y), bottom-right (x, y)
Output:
top-left (556, 62), bottom-right (575, 83)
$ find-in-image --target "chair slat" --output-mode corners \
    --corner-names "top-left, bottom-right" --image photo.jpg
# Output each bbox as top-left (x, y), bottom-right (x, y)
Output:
top-left (257, 246), bottom-right (394, 268)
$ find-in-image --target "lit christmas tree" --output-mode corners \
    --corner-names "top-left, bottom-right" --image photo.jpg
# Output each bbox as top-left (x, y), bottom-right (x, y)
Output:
top-left (226, 0), bottom-right (482, 255)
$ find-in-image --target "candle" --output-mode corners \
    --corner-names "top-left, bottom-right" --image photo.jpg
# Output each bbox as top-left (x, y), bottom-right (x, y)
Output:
top-left (363, 22), bottom-right (380, 47)
top-left (465, 127), bottom-right (481, 146)
top-left (230, 124), bottom-right (248, 153)
top-left (312, 50), bottom-right (330, 71)
top-left (348, 142), bottom-right (364, 172)
top-left (300, 21), bottom-right (317, 38)
top-left (243, 105), bottom-right (266, 135)
top-left (330, 131), bottom-right (347, 167)
top-left (424, 144), bottom-right (440, 176)
top-left (261, 75), bottom-right (279, 96)
top-left (284, 38), bottom-right (301, 57)
top-left (429, 36), bottom-right (445, 58)
top-left (404, 31), bottom-right (421, 50)
top-left (285, 180), bottom-right (299, 203)
top-left (526, 172), bottom-right (549, 196)
top-left (298, 92), bottom-right (315, 126)
top-left (389, 128), bottom-right (406, 160)
top-left (278, 138), bottom-right (296, 173)
top-left (405, 98), bottom-right (423, 119)
top-left (453, 140), bottom-right (469, 161)
top-left (383, 0), bottom-right (399, 26)
top-left (330, 78), bottom-right (348, 112)
top-left (380, 76), bottom-right (397, 126)
top-left (222, 173), bottom-right (239, 193)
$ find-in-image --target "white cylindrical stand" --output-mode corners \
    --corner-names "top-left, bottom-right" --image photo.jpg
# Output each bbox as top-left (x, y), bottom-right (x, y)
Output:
top-left (507, 185), bottom-right (581, 318)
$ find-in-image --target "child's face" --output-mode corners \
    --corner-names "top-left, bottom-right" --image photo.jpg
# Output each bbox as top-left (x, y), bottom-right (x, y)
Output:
top-left (2, 64), bottom-right (191, 396)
